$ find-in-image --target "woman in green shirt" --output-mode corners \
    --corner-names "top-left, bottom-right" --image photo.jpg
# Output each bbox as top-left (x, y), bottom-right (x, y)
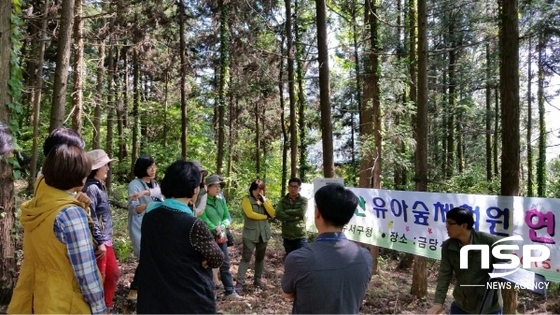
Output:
top-left (199, 174), bottom-right (242, 300)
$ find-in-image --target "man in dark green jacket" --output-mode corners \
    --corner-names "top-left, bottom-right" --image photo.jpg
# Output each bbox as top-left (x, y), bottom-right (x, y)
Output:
top-left (428, 207), bottom-right (503, 315)
top-left (276, 178), bottom-right (308, 255)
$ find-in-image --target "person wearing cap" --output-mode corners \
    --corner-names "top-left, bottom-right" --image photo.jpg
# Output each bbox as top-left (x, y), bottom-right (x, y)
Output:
top-left (188, 160), bottom-right (219, 288)
top-left (82, 149), bottom-right (119, 312)
top-left (199, 174), bottom-right (242, 300)
top-left (126, 156), bottom-right (163, 301)
top-left (8, 144), bottom-right (105, 314)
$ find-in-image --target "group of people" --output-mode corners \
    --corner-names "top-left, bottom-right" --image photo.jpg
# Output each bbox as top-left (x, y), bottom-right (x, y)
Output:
top-left (0, 122), bottom-right (506, 314)
top-left (0, 124), bottom-right (321, 313)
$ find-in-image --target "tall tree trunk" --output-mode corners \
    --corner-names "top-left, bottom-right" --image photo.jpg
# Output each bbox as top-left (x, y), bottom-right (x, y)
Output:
top-left (411, 0), bottom-right (428, 298)
top-left (350, 1), bottom-right (360, 185)
top-left (396, 0), bottom-right (416, 271)
top-left (295, 0), bottom-right (307, 182)
top-left (105, 39), bottom-right (114, 195)
top-left (130, 49), bottom-right (140, 179)
top-left (226, 56), bottom-right (237, 183)
top-left (286, 0), bottom-right (297, 178)
top-left (23, 2), bottom-right (38, 130)
top-left (499, 0), bottom-right (520, 312)
top-left (494, 86), bottom-right (499, 178)
top-left (50, 0), bottom-right (75, 131)
top-left (217, 0), bottom-right (229, 174)
top-left (446, 19), bottom-right (456, 179)
top-left (71, 0), bottom-right (84, 134)
top-left (163, 67), bottom-right (169, 147)
top-left (457, 85), bottom-right (464, 173)
top-left (536, 32), bottom-right (546, 197)
top-left (261, 106), bottom-right (268, 180)
top-left (359, 0), bottom-right (381, 189)
top-left (140, 73), bottom-right (148, 145)
top-left (226, 78), bottom-right (238, 198)
top-left (280, 34), bottom-right (288, 196)
top-left (0, 0), bottom-right (16, 304)
top-left (404, 0), bottom-right (416, 189)
top-left (358, 0), bottom-right (382, 275)
top-left (394, 0), bottom-right (404, 190)
top-left (118, 46), bottom-right (127, 161)
top-left (92, 38), bottom-right (104, 149)
top-left (315, 0), bottom-right (334, 177)
top-left (370, 2), bottom-right (382, 190)
top-left (179, 1), bottom-right (188, 159)
top-left (441, 59), bottom-right (447, 176)
top-left (29, 0), bottom-right (49, 185)
top-left (526, 38), bottom-right (533, 196)
top-left (360, 81), bottom-right (373, 187)
top-left (486, 42), bottom-right (493, 183)
top-left (255, 102), bottom-right (261, 176)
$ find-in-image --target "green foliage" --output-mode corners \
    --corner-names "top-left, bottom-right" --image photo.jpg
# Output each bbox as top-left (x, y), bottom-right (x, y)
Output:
top-left (5, 0), bottom-right (24, 180)
top-left (429, 166), bottom-right (501, 195)
top-left (547, 159), bottom-right (560, 198)
top-left (109, 182), bottom-right (134, 261)
top-left (113, 237), bottom-right (133, 262)
top-left (548, 282), bottom-right (560, 295)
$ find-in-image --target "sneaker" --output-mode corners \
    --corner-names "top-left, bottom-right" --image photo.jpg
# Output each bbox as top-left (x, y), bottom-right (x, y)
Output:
top-left (127, 289), bottom-right (137, 301)
top-left (224, 291), bottom-right (243, 300)
top-left (253, 280), bottom-right (266, 290)
top-left (234, 282), bottom-right (243, 293)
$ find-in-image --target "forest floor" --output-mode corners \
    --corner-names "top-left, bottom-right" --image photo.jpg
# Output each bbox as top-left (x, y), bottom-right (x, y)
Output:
top-left (112, 227), bottom-right (557, 315)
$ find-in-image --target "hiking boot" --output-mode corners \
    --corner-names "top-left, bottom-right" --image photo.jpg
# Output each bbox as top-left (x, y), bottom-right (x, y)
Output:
top-left (224, 291), bottom-right (243, 300)
top-left (234, 282), bottom-right (243, 293)
top-left (127, 289), bottom-right (137, 301)
top-left (253, 280), bottom-right (266, 290)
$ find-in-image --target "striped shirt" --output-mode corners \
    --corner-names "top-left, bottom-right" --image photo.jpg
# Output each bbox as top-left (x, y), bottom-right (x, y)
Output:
top-left (53, 206), bottom-right (106, 314)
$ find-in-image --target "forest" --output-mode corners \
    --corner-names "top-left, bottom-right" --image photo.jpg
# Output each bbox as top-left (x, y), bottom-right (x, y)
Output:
top-left (0, 0), bottom-right (560, 313)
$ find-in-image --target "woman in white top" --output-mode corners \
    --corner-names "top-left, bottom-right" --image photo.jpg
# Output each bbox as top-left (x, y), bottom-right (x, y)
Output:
top-left (126, 156), bottom-right (163, 300)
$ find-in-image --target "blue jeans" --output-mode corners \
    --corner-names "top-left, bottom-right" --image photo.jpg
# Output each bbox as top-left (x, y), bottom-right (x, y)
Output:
top-left (450, 301), bottom-right (502, 314)
top-left (283, 238), bottom-right (308, 255)
top-left (217, 242), bottom-right (235, 294)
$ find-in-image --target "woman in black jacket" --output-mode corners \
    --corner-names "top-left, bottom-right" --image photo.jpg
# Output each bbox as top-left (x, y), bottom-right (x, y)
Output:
top-left (137, 160), bottom-right (224, 314)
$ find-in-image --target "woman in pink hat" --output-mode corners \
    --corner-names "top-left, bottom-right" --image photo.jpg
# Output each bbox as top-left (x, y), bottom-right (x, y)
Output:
top-left (82, 149), bottom-right (119, 312)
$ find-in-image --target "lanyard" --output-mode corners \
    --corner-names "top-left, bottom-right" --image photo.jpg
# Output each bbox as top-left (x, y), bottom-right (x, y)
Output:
top-left (315, 232), bottom-right (347, 242)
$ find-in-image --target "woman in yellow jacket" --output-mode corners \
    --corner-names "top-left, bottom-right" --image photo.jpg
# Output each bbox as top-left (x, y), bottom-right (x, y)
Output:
top-left (235, 179), bottom-right (275, 293)
top-left (8, 144), bottom-right (105, 314)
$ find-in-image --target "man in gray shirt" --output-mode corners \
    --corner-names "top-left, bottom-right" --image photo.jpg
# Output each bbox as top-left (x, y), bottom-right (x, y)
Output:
top-left (281, 184), bottom-right (373, 314)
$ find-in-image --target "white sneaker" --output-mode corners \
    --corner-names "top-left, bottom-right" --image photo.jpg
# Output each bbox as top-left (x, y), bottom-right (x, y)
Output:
top-left (224, 291), bottom-right (243, 300)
